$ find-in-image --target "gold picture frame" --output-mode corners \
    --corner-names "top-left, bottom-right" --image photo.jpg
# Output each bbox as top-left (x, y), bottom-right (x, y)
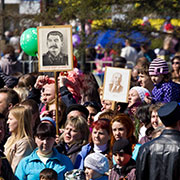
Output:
top-left (103, 67), bottom-right (131, 103)
top-left (37, 25), bottom-right (73, 72)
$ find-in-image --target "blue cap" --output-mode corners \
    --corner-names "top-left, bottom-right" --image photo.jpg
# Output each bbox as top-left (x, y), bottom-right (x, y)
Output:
top-left (40, 116), bottom-right (56, 128)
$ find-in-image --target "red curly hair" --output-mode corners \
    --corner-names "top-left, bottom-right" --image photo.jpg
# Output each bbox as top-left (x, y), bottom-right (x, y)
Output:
top-left (110, 113), bottom-right (137, 156)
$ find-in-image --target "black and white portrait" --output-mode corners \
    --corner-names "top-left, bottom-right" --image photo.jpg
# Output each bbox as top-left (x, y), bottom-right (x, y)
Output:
top-left (43, 31), bottom-right (68, 66)
top-left (109, 72), bottom-right (123, 93)
top-left (103, 67), bottom-right (131, 103)
top-left (38, 25), bottom-right (73, 72)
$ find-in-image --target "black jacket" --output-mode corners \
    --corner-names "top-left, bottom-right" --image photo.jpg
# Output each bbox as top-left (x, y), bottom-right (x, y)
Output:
top-left (109, 158), bottom-right (136, 180)
top-left (0, 150), bottom-right (16, 180)
top-left (136, 129), bottom-right (180, 180)
top-left (60, 86), bottom-right (76, 108)
top-left (0, 70), bottom-right (18, 88)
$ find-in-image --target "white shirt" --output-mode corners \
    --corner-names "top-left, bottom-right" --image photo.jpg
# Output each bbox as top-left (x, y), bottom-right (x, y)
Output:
top-left (121, 46), bottom-right (138, 63)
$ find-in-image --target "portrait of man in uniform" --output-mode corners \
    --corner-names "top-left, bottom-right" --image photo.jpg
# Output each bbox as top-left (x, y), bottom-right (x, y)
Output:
top-left (43, 31), bottom-right (68, 66)
top-left (103, 67), bottom-right (131, 103)
top-left (109, 72), bottom-right (123, 93)
top-left (38, 25), bottom-right (73, 72)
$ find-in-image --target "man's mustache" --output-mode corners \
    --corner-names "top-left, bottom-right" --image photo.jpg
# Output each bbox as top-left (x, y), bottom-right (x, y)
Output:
top-left (50, 45), bottom-right (58, 49)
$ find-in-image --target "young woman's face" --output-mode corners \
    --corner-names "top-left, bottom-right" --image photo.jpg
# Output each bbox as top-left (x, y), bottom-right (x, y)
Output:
top-left (7, 112), bottom-right (18, 133)
top-left (85, 167), bottom-right (100, 180)
top-left (63, 123), bottom-right (82, 145)
top-left (112, 121), bottom-right (127, 140)
top-left (150, 75), bottom-right (164, 84)
top-left (35, 136), bottom-right (55, 155)
top-left (86, 106), bottom-right (97, 126)
top-left (128, 89), bottom-right (141, 108)
top-left (172, 58), bottom-right (180, 71)
top-left (92, 128), bottom-right (109, 146)
top-left (138, 73), bottom-right (152, 88)
top-left (151, 110), bottom-right (162, 129)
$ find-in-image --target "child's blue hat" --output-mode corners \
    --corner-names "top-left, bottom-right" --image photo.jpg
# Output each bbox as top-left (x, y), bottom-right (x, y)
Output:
top-left (40, 116), bottom-right (56, 128)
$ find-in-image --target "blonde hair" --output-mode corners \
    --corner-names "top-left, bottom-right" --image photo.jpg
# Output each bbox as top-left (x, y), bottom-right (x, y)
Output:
top-left (64, 116), bottom-right (89, 145)
top-left (13, 87), bottom-right (29, 102)
top-left (98, 109), bottom-right (114, 121)
top-left (5, 105), bottom-right (33, 160)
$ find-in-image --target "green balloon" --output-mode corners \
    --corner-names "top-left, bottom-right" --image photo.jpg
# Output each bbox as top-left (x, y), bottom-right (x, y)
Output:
top-left (20, 28), bottom-right (38, 56)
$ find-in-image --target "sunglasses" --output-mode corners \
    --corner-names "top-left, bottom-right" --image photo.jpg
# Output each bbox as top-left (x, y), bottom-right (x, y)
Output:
top-left (172, 61), bottom-right (180, 65)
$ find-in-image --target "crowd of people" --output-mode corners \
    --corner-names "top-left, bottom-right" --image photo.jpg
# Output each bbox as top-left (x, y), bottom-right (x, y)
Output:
top-left (1, 26), bottom-right (180, 180)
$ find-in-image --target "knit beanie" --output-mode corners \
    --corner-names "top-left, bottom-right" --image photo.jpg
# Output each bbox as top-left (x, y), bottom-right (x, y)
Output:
top-left (84, 153), bottom-right (109, 174)
top-left (149, 58), bottom-right (169, 76)
top-left (130, 86), bottom-right (150, 102)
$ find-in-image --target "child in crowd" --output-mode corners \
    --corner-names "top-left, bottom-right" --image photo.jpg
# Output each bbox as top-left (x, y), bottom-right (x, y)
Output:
top-left (145, 58), bottom-right (180, 103)
top-left (40, 168), bottom-right (57, 180)
top-left (109, 139), bottom-right (136, 180)
top-left (84, 152), bottom-right (109, 180)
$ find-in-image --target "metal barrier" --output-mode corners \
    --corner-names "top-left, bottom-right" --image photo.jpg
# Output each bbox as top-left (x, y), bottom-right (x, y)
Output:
top-left (20, 59), bottom-right (136, 74)
top-left (86, 60), bottom-right (113, 71)
top-left (20, 59), bottom-right (38, 74)
top-left (86, 60), bottom-right (135, 71)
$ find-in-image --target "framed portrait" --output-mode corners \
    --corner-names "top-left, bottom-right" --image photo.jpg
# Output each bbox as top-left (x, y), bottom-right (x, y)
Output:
top-left (103, 67), bottom-right (131, 103)
top-left (37, 25), bottom-right (73, 72)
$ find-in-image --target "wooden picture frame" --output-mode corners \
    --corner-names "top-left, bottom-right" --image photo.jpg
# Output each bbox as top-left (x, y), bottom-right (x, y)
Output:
top-left (103, 67), bottom-right (131, 103)
top-left (37, 25), bottom-right (73, 72)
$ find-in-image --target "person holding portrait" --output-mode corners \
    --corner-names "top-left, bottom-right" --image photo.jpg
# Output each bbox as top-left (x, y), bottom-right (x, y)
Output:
top-left (43, 31), bottom-right (68, 66)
